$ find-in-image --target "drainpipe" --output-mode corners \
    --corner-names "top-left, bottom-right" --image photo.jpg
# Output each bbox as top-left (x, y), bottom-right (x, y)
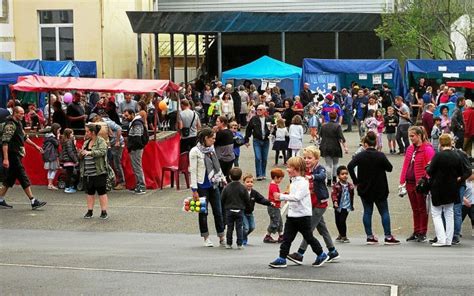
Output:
top-left (100, 0), bottom-right (105, 77)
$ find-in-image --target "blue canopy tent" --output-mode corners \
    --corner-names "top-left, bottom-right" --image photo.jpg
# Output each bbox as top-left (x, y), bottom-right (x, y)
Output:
top-left (405, 59), bottom-right (474, 94)
top-left (222, 56), bottom-right (302, 97)
top-left (73, 61), bottom-right (97, 78)
top-left (0, 59), bottom-right (36, 107)
top-left (301, 59), bottom-right (404, 96)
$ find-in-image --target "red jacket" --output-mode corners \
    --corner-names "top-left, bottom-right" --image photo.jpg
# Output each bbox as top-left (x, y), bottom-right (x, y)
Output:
top-left (464, 108), bottom-right (474, 137)
top-left (331, 181), bottom-right (355, 210)
top-left (400, 142), bottom-right (435, 184)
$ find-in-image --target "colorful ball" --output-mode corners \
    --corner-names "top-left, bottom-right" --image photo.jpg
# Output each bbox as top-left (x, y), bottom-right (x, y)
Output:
top-left (190, 206), bottom-right (195, 212)
top-left (190, 200), bottom-right (195, 206)
top-left (200, 207), bottom-right (206, 213)
top-left (63, 92), bottom-right (73, 104)
top-left (158, 100), bottom-right (168, 111)
top-left (195, 207), bottom-right (200, 212)
top-left (196, 201), bottom-right (200, 206)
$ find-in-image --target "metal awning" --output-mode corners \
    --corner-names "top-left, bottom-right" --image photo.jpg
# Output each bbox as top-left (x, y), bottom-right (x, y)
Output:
top-left (126, 11), bottom-right (382, 34)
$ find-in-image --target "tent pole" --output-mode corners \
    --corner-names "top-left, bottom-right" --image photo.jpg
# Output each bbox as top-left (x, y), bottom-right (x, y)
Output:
top-left (281, 32), bottom-right (286, 62)
top-left (170, 34), bottom-right (175, 81)
top-left (137, 33), bottom-right (143, 79)
top-left (335, 32), bottom-right (339, 59)
top-left (184, 34), bottom-right (188, 84)
top-left (217, 32), bottom-right (222, 81)
top-left (154, 33), bottom-right (160, 79)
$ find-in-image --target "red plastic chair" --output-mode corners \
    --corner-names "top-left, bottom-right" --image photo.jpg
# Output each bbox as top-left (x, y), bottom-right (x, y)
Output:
top-left (160, 152), bottom-right (190, 190)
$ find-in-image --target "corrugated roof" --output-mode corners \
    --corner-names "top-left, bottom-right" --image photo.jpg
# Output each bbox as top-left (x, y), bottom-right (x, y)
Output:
top-left (126, 11), bottom-right (382, 34)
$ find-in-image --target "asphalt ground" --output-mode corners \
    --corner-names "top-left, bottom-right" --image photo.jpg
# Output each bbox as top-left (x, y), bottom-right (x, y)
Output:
top-left (0, 130), bottom-right (473, 295)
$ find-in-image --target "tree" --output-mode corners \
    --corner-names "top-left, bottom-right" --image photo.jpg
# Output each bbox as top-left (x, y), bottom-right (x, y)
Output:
top-left (376, 0), bottom-right (473, 59)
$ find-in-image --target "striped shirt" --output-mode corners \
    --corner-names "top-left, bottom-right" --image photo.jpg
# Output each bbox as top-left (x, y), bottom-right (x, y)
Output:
top-left (84, 154), bottom-right (97, 176)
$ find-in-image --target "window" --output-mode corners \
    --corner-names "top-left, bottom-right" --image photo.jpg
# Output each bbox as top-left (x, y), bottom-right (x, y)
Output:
top-left (39, 10), bottom-right (74, 60)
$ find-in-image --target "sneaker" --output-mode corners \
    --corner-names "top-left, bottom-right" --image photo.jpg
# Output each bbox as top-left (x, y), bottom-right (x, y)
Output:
top-left (269, 257), bottom-right (287, 268)
top-left (225, 244), bottom-right (232, 249)
top-left (134, 187), bottom-right (146, 195)
top-left (263, 235), bottom-right (277, 243)
top-left (278, 235), bottom-right (284, 243)
top-left (242, 239), bottom-right (248, 246)
top-left (256, 176), bottom-right (263, 181)
top-left (0, 200), bottom-right (13, 209)
top-left (327, 250), bottom-right (340, 262)
top-left (451, 237), bottom-right (460, 245)
top-left (416, 235), bottom-right (427, 243)
top-left (384, 236), bottom-right (401, 245)
top-left (312, 252), bottom-right (328, 267)
top-left (83, 211), bottom-right (93, 219)
top-left (31, 199), bottom-right (47, 210)
top-left (237, 245), bottom-right (244, 250)
top-left (64, 188), bottom-right (77, 194)
top-left (99, 212), bottom-right (109, 220)
top-left (48, 185), bottom-right (58, 190)
top-left (429, 237), bottom-right (438, 244)
top-left (287, 252), bottom-right (304, 265)
top-left (114, 183), bottom-right (125, 190)
top-left (203, 238), bottom-right (214, 247)
top-left (335, 236), bottom-right (342, 242)
top-left (366, 237), bottom-right (379, 245)
top-left (432, 242), bottom-right (448, 247)
top-left (406, 233), bottom-right (418, 242)
top-left (219, 240), bottom-right (226, 247)
top-left (342, 237), bottom-right (351, 243)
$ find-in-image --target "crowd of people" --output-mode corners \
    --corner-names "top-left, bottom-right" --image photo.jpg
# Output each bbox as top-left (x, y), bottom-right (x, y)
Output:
top-left (0, 77), bottom-right (473, 267)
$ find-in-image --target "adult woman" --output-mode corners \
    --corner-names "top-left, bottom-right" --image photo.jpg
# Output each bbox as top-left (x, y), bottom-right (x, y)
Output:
top-left (189, 128), bottom-right (226, 247)
top-left (213, 116), bottom-right (235, 179)
top-left (319, 111), bottom-right (348, 186)
top-left (281, 99), bottom-right (295, 128)
top-left (399, 126), bottom-right (435, 242)
top-left (365, 95), bottom-right (379, 116)
top-left (219, 92), bottom-right (235, 120)
top-left (137, 100), bottom-right (148, 129)
top-left (202, 83), bottom-right (213, 124)
top-left (79, 124), bottom-right (109, 220)
top-left (439, 105), bottom-right (451, 133)
top-left (106, 101), bottom-right (121, 126)
top-left (426, 134), bottom-right (463, 246)
top-left (52, 101), bottom-right (67, 129)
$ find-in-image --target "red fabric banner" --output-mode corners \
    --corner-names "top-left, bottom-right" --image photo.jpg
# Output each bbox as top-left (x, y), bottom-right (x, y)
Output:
top-left (23, 133), bottom-right (180, 189)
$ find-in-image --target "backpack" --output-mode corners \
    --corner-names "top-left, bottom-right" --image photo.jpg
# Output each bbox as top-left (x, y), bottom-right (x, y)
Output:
top-left (455, 149), bottom-right (472, 182)
top-left (105, 162), bottom-right (116, 192)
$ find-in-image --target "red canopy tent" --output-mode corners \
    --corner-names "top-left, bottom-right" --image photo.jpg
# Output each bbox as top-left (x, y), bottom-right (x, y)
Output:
top-left (447, 81), bottom-right (474, 89)
top-left (11, 74), bottom-right (180, 94)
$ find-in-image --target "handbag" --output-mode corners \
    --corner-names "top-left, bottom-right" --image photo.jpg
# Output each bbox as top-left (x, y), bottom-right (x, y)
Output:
top-left (181, 112), bottom-right (196, 137)
top-left (416, 176), bottom-right (431, 194)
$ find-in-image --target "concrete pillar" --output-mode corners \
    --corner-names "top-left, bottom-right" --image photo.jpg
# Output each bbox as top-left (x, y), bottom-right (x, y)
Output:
top-left (217, 32), bottom-right (222, 80)
top-left (281, 32), bottom-right (286, 62)
top-left (380, 37), bottom-right (385, 59)
top-left (335, 32), bottom-right (339, 59)
top-left (154, 33), bottom-right (159, 79)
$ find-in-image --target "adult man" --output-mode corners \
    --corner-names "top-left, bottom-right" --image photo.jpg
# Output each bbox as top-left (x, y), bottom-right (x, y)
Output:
top-left (299, 83), bottom-right (314, 106)
top-left (123, 109), bottom-right (147, 194)
top-left (245, 105), bottom-right (272, 180)
top-left (0, 107), bottom-right (47, 210)
top-left (380, 82), bottom-right (394, 111)
top-left (321, 94), bottom-right (343, 125)
top-left (347, 132), bottom-right (400, 245)
top-left (66, 91), bottom-right (87, 132)
top-left (341, 88), bottom-right (353, 132)
top-left (118, 93), bottom-right (138, 127)
top-left (413, 78), bottom-right (427, 121)
top-left (448, 87), bottom-right (458, 103)
top-left (353, 89), bottom-right (368, 138)
top-left (43, 94), bottom-right (56, 123)
top-left (330, 86), bottom-right (342, 106)
top-left (451, 97), bottom-right (466, 149)
top-left (178, 99), bottom-right (201, 153)
top-left (463, 99), bottom-right (474, 156)
top-left (213, 81), bottom-right (223, 97)
top-left (394, 96), bottom-right (411, 155)
top-left (422, 103), bottom-right (435, 139)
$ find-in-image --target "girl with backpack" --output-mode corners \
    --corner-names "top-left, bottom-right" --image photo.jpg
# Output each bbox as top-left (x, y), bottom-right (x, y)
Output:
top-left (43, 123), bottom-right (61, 190)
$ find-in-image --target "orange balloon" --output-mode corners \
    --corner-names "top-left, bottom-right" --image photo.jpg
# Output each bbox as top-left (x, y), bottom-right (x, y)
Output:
top-left (159, 100), bottom-right (168, 111)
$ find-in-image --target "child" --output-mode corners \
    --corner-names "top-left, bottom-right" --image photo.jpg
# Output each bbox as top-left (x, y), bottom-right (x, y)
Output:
top-left (375, 109), bottom-right (384, 151)
top-left (384, 106), bottom-right (398, 154)
top-left (221, 167), bottom-right (251, 249)
top-left (230, 121), bottom-right (244, 167)
top-left (43, 123), bottom-right (61, 190)
top-left (308, 107), bottom-right (320, 144)
top-left (242, 173), bottom-right (273, 245)
top-left (272, 118), bottom-right (289, 165)
top-left (288, 115), bottom-right (304, 157)
top-left (293, 96), bottom-right (304, 117)
top-left (269, 156), bottom-right (328, 268)
top-left (431, 117), bottom-right (442, 152)
top-left (246, 99), bottom-right (256, 123)
top-left (60, 128), bottom-right (79, 193)
top-left (287, 146), bottom-right (340, 265)
top-left (264, 168), bottom-right (285, 243)
top-left (331, 165), bottom-right (355, 243)
top-left (207, 95), bottom-right (220, 126)
top-left (364, 109), bottom-right (378, 134)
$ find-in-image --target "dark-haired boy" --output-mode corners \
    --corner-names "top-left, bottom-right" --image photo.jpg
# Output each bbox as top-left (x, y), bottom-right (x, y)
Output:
top-left (221, 167), bottom-right (251, 249)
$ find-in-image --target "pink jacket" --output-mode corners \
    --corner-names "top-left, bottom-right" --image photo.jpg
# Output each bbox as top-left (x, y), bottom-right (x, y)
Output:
top-left (400, 142), bottom-right (435, 184)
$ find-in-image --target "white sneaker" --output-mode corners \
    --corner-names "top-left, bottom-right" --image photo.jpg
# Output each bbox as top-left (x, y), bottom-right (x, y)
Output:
top-left (225, 244), bottom-right (232, 249)
top-left (431, 242), bottom-right (447, 247)
top-left (204, 239), bottom-right (214, 247)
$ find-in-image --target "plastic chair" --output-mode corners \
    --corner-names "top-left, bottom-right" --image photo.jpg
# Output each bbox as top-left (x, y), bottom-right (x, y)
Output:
top-left (160, 152), bottom-right (190, 190)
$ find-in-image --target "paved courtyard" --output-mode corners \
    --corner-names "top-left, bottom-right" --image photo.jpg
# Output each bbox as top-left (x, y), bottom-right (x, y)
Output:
top-left (0, 131), bottom-right (472, 295)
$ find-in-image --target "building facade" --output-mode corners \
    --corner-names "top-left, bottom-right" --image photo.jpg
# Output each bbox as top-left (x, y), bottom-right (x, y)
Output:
top-left (0, 0), bottom-right (14, 60)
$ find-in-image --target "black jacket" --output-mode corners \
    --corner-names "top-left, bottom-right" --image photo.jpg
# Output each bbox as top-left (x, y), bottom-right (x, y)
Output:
top-left (319, 122), bottom-right (345, 158)
top-left (60, 139), bottom-right (78, 163)
top-left (244, 116), bottom-right (272, 143)
top-left (127, 118), bottom-right (145, 151)
top-left (299, 89), bottom-right (314, 106)
top-left (221, 181), bottom-right (251, 210)
top-left (245, 188), bottom-right (271, 214)
top-left (427, 149), bottom-right (463, 206)
top-left (347, 148), bottom-right (393, 201)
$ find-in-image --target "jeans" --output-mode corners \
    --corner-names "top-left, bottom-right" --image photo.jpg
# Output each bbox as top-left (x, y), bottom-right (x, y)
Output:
top-left (361, 198), bottom-right (392, 237)
top-left (253, 139), bottom-right (269, 178)
top-left (453, 186), bottom-right (464, 238)
top-left (197, 187), bottom-right (224, 238)
top-left (267, 207), bottom-right (283, 234)
top-left (279, 216), bottom-right (323, 258)
top-left (406, 182), bottom-right (428, 235)
top-left (324, 156), bottom-right (339, 180)
top-left (226, 209), bottom-right (244, 246)
top-left (431, 202), bottom-right (454, 245)
top-left (242, 213), bottom-right (256, 241)
top-left (129, 149), bottom-right (145, 188)
top-left (233, 155), bottom-right (240, 167)
top-left (355, 117), bottom-right (365, 139)
top-left (343, 111), bottom-right (353, 131)
top-left (335, 209), bottom-right (350, 237)
top-left (110, 146), bottom-right (125, 184)
top-left (396, 124), bottom-right (410, 153)
top-left (298, 207), bottom-right (335, 254)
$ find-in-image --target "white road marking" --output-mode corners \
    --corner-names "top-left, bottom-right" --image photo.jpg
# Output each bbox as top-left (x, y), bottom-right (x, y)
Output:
top-left (0, 262), bottom-right (398, 295)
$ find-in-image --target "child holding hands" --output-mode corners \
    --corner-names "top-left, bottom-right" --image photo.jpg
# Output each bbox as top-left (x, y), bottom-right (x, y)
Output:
top-left (264, 168), bottom-right (285, 243)
top-left (331, 165), bottom-right (355, 243)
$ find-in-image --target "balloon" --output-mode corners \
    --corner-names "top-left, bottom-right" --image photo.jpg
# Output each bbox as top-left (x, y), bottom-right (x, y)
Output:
top-left (158, 100), bottom-right (168, 111)
top-left (63, 92), bottom-right (73, 104)
top-left (196, 201), bottom-right (200, 206)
